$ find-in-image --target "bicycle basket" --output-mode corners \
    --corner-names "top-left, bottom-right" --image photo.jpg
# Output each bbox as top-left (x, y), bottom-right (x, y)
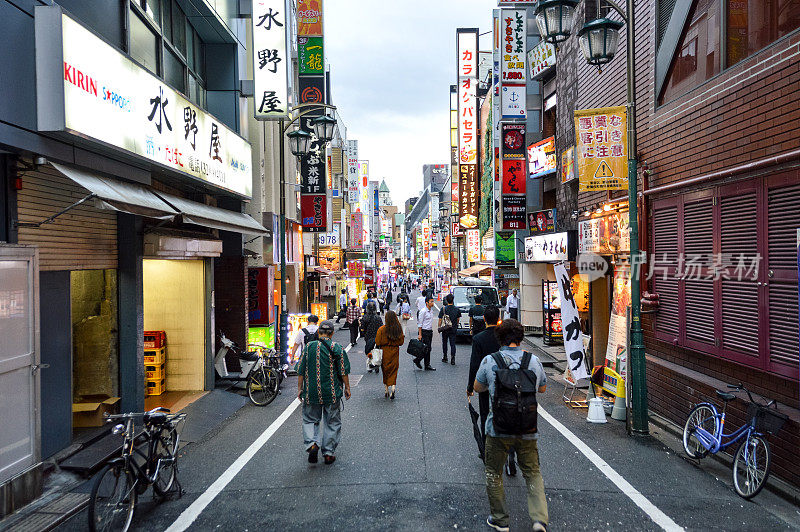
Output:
top-left (747, 403), bottom-right (787, 435)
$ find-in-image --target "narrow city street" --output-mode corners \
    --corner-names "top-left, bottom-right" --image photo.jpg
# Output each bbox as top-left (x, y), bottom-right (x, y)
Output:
top-left (55, 293), bottom-right (799, 531)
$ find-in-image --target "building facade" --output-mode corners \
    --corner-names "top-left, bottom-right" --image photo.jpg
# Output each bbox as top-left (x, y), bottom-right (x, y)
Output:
top-left (552, 0), bottom-right (800, 487)
top-left (0, 0), bottom-right (267, 513)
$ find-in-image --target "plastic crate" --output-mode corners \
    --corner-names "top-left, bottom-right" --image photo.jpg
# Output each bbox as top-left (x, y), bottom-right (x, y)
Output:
top-left (146, 378), bottom-right (166, 396)
top-left (144, 330), bottom-right (167, 349)
top-left (747, 403), bottom-right (787, 435)
top-left (145, 364), bottom-right (165, 380)
top-left (144, 347), bottom-right (165, 365)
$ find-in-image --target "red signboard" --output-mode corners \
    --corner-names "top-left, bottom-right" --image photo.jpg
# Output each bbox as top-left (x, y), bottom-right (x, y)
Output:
top-left (364, 267), bottom-right (375, 285)
top-left (501, 160), bottom-right (526, 194)
top-left (301, 193), bottom-right (327, 232)
top-left (347, 261), bottom-right (364, 278)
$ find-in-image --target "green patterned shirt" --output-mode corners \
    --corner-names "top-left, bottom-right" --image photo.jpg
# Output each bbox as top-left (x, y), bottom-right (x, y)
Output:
top-left (295, 338), bottom-right (350, 405)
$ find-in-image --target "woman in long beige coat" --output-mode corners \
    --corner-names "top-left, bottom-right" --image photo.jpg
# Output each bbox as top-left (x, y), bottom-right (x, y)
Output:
top-left (375, 310), bottom-right (405, 399)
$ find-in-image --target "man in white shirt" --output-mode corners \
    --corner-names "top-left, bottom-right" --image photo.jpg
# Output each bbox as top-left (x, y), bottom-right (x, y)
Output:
top-left (291, 315), bottom-right (319, 363)
top-left (415, 296), bottom-right (436, 371)
top-left (506, 289), bottom-right (519, 321)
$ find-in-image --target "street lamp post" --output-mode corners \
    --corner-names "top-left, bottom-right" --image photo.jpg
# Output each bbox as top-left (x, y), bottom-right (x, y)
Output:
top-left (536, 0), bottom-right (648, 435)
top-left (277, 105), bottom-right (337, 366)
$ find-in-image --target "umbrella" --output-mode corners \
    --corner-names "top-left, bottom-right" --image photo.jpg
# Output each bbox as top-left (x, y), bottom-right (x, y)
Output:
top-left (468, 397), bottom-right (485, 460)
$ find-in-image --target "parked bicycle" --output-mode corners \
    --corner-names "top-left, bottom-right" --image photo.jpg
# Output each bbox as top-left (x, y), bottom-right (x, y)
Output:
top-left (214, 331), bottom-right (280, 406)
top-left (88, 407), bottom-right (186, 532)
top-left (682, 382), bottom-right (787, 499)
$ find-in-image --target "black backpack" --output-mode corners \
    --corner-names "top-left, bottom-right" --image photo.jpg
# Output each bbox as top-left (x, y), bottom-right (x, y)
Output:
top-left (302, 327), bottom-right (318, 344)
top-left (490, 352), bottom-right (539, 435)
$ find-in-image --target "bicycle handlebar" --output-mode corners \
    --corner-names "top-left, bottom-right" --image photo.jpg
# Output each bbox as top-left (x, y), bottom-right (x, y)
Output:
top-left (104, 407), bottom-right (171, 421)
top-left (726, 382), bottom-right (776, 408)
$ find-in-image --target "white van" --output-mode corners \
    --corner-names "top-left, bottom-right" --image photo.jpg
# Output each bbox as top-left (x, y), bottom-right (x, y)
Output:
top-left (450, 281), bottom-right (500, 338)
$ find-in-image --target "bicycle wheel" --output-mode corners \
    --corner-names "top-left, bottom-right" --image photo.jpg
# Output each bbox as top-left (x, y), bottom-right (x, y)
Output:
top-left (247, 367), bottom-right (279, 406)
top-left (88, 464), bottom-right (137, 532)
top-left (152, 427), bottom-right (179, 497)
top-left (683, 404), bottom-right (717, 459)
top-left (733, 434), bottom-right (771, 499)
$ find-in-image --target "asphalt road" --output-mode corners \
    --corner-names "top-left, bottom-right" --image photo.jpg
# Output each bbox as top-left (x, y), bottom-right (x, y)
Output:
top-left (59, 291), bottom-right (800, 531)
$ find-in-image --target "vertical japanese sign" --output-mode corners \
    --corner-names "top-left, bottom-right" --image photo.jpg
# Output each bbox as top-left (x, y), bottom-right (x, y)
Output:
top-left (457, 28), bottom-right (479, 231)
top-left (466, 228), bottom-right (481, 263)
top-left (297, 0), bottom-right (326, 231)
top-left (500, 9), bottom-right (527, 119)
top-left (300, 193), bottom-right (326, 232)
top-left (495, 231), bottom-right (516, 268)
top-left (347, 140), bottom-right (359, 204)
top-left (574, 106), bottom-right (628, 191)
top-left (500, 122), bottom-right (526, 230)
top-left (350, 213), bottom-right (363, 250)
top-left (297, 0), bottom-right (323, 36)
top-left (252, 1), bottom-right (289, 119)
top-left (298, 36), bottom-right (323, 75)
top-left (554, 262), bottom-right (589, 381)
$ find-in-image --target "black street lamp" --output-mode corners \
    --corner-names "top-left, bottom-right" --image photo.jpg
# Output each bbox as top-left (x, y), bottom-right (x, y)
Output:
top-left (311, 114), bottom-right (337, 144)
top-left (578, 18), bottom-right (624, 66)
top-left (287, 128), bottom-right (312, 157)
top-left (534, 0), bottom-right (579, 44)
top-left (533, 0), bottom-right (648, 435)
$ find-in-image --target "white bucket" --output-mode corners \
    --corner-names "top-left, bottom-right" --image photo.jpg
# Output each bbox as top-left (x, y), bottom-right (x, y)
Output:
top-left (586, 397), bottom-right (608, 424)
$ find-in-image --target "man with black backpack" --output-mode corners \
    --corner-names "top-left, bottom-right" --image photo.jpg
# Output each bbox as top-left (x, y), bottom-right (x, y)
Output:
top-left (291, 314), bottom-right (319, 363)
top-left (473, 319), bottom-right (548, 532)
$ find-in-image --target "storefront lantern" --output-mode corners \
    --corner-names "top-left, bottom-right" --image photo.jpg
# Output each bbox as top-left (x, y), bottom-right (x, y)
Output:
top-left (578, 18), bottom-right (624, 66)
top-left (534, 0), bottom-right (579, 44)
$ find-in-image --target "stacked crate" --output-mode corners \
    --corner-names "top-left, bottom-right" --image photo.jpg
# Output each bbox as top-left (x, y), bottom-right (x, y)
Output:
top-left (144, 331), bottom-right (167, 396)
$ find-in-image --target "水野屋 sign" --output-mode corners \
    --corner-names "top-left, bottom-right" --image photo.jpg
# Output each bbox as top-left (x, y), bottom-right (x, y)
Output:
top-left (36, 9), bottom-right (252, 197)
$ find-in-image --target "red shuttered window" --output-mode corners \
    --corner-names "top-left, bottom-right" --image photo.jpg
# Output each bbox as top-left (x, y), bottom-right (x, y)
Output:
top-left (649, 171), bottom-right (799, 379)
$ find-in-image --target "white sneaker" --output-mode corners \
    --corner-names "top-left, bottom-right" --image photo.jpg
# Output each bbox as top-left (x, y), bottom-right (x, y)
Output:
top-left (486, 517), bottom-right (509, 532)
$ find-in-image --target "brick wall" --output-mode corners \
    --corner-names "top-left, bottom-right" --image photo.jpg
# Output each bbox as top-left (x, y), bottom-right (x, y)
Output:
top-left (214, 256), bottom-right (248, 369)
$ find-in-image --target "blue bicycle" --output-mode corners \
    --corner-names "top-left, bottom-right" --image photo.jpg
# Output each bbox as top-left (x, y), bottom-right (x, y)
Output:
top-left (682, 383), bottom-right (787, 499)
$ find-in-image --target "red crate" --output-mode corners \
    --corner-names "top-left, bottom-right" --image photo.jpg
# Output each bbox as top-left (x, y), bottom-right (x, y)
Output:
top-left (144, 330), bottom-right (166, 349)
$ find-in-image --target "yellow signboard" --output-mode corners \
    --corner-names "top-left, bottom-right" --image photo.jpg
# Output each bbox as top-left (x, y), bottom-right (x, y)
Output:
top-left (574, 106), bottom-right (628, 191)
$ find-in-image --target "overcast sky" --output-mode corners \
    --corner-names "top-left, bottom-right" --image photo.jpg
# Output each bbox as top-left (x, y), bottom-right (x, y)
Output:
top-left (325, 1), bottom-right (496, 207)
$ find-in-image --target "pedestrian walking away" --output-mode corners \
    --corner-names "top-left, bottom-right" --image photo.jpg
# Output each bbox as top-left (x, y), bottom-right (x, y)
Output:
top-left (345, 298), bottom-right (362, 346)
top-left (396, 297), bottom-right (412, 335)
top-left (295, 320), bottom-right (351, 465)
top-left (361, 301), bottom-right (383, 373)
top-left (291, 314), bottom-right (319, 365)
top-left (438, 293), bottom-right (461, 365)
top-left (375, 310), bottom-right (405, 399)
top-left (473, 319), bottom-right (548, 531)
top-left (506, 289), bottom-right (519, 321)
top-left (336, 289), bottom-right (348, 325)
top-left (469, 295), bottom-right (487, 336)
top-left (415, 295), bottom-right (436, 371)
top-left (416, 289), bottom-right (428, 321)
top-left (467, 305), bottom-right (501, 460)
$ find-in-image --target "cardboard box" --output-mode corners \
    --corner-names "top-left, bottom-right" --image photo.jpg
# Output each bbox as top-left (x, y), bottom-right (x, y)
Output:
top-left (72, 396), bottom-right (121, 428)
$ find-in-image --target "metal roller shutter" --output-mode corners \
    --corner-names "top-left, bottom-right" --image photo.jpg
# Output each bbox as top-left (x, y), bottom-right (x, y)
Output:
top-left (17, 166), bottom-right (117, 271)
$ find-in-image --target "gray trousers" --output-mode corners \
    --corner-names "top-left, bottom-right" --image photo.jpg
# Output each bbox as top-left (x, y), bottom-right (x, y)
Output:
top-left (302, 401), bottom-right (342, 456)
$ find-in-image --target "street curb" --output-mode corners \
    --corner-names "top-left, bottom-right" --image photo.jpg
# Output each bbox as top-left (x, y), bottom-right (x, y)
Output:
top-left (648, 410), bottom-right (800, 506)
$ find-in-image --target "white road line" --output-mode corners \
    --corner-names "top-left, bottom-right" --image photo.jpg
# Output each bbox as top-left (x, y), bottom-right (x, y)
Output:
top-left (164, 398), bottom-right (301, 532)
top-left (538, 407), bottom-right (684, 532)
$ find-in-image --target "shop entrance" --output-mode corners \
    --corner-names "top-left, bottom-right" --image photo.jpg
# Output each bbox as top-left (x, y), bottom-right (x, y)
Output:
top-left (143, 259), bottom-right (207, 411)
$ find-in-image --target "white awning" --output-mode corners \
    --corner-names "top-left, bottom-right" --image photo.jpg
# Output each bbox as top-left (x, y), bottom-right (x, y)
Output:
top-left (155, 192), bottom-right (268, 235)
top-left (51, 163), bottom-right (178, 220)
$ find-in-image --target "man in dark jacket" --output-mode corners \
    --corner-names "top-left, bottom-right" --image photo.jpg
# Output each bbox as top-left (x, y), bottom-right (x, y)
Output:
top-left (467, 305), bottom-right (500, 459)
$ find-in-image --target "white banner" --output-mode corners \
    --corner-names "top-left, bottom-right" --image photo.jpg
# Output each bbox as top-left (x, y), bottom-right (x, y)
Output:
top-left (252, 0), bottom-right (289, 119)
top-left (554, 263), bottom-right (589, 381)
top-left (457, 29), bottom-right (478, 166)
top-left (466, 228), bottom-right (480, 263)
top-left (318, 226), bottom-right (340, 248)
top-left (347, 140), bottom-right (359, 204)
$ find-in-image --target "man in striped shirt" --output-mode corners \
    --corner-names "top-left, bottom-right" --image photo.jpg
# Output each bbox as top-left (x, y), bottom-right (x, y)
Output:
top-left (295, 320), bottom-right (351, 465)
